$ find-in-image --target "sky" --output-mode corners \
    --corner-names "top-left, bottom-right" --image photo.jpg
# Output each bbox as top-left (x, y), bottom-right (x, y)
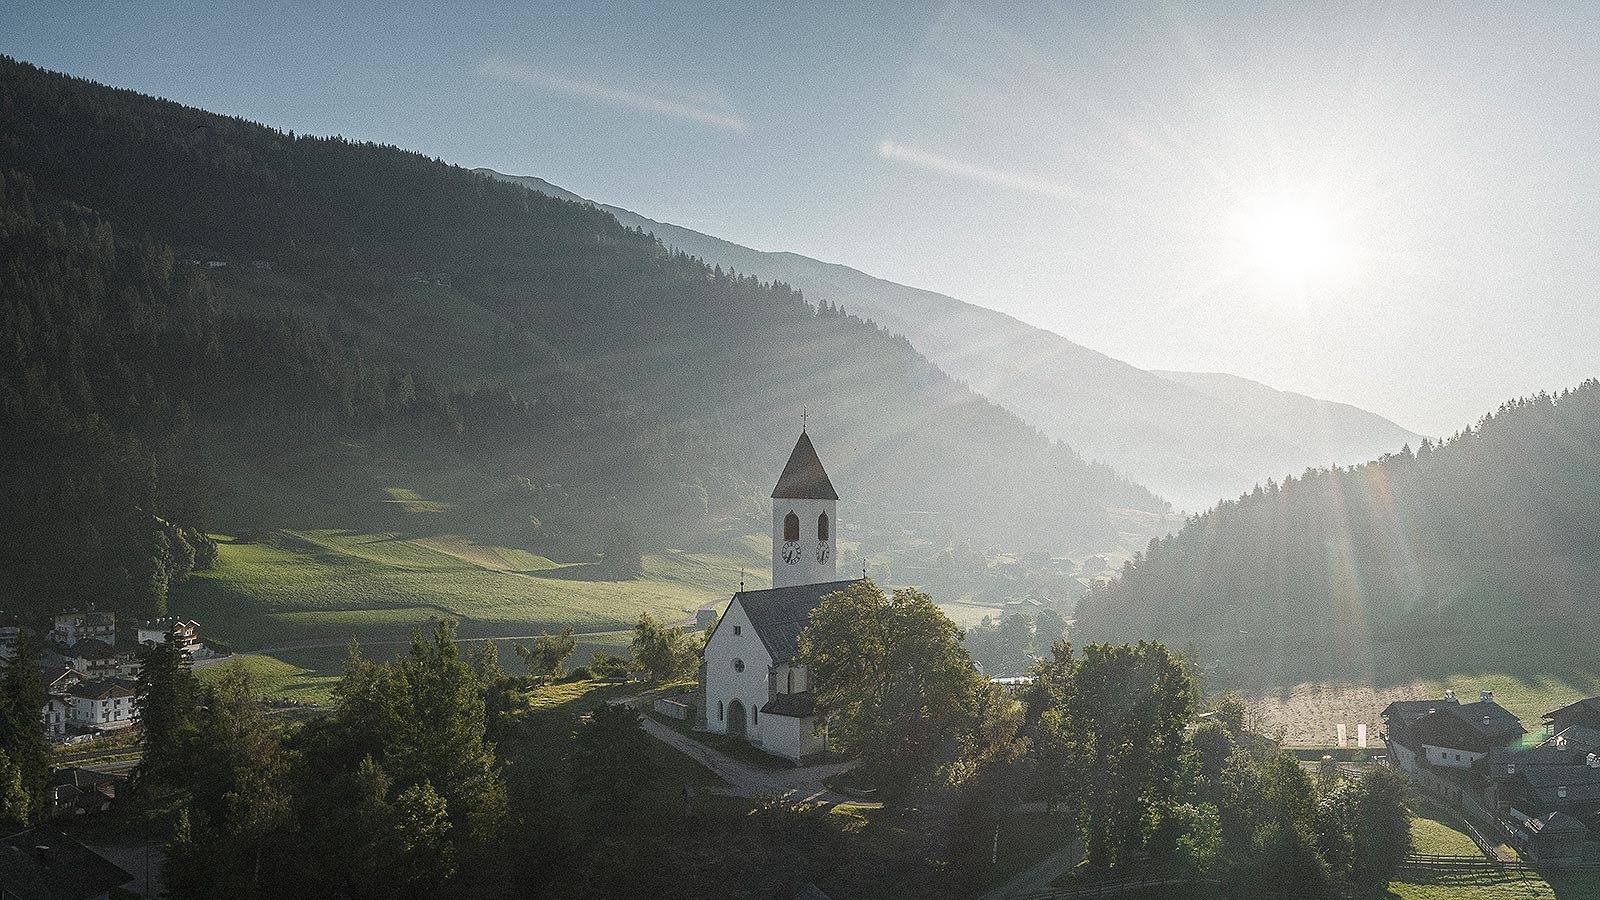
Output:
top-left (7, 1), bottom-right (1600, 436)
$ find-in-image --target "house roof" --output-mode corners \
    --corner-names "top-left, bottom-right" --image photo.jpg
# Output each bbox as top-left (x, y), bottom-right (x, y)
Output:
top-left (67, 678), bottom-right (135, 701)
top-left (1528, 811), bottom-right (1590, 835)
top-left (771, 430), bottom-right (838, 500)
top-left (1540, 726), bottom-right (1600, 755)
top-left (49, 767), bottom-right (125, 790)
top-left (761, 691), bottom-right (817, 718)
top-left (728, 579), bottom-right (862, 662)
top-left (65, 639), bottom-right (117, 660)
top-left (1382, 697), bottom-right (1526, 746)
top-left (1546, 697), bottom-right (1600, 722)
top-left (0, 825), bottom-right (133, 900)
top-left (1517, 763), bottom-right (1600, 806)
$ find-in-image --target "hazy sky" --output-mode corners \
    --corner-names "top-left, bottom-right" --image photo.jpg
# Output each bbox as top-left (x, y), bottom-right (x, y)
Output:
top-left (8, 1), bottom-right (1600, 436)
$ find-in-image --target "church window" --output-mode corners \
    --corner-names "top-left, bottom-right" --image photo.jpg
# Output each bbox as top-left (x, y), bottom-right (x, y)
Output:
top-left (733, 658), bottom-right (745, 673)
top-left (753, 705), bottom-right (758, 724)
top-left (818, 511), bottom-right (830, 541)
top-left (733, 625), bottom-right (741, 636)
top-left (784, 512), bottom-right (800, 542)
top-left (718, 701), bottom-right (723, 721)
top-left (787, 669), bottom-right (794, 693)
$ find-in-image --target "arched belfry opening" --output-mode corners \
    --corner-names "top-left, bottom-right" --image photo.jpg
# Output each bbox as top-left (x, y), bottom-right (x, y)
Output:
top-left (817, 511), bottom-right (830, 541)
top-left (783, 511), bottom-right (800, 542)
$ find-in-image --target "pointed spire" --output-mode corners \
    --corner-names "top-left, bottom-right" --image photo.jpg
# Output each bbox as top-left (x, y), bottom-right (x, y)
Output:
top-left (771, 430), bottom-right (839, 500)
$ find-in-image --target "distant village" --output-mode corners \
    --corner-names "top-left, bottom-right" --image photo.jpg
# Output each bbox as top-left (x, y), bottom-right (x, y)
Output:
top-left (1, 607), bottom-right (217, 746)
top-left (1382, 688), bottom-right (1600, 864)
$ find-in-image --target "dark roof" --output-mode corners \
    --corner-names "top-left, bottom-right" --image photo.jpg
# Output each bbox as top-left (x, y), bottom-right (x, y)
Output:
top-left (49, 767), bottom-right (124, 790)
top-left (761, 691), bottom-right (817, 718)
top-left (729, 579), bottom-right (862, 662)
top-left (65, 639), bottom-right (116, 660)
top-left (1382, 697), bottom-right (1526, 744)
top-left (67, 678), bottom-right (135, 700)
top-left (771, 431), bottom-right (838, 500)
top-left (1546, 697), bottom-right (1600, 722)
top-left (1529, 811), bottom-right (1590, 835)
top-left (1518, 764), bottom-right (1600, 806)
top-left (0, 826), bottom-right (132, 900)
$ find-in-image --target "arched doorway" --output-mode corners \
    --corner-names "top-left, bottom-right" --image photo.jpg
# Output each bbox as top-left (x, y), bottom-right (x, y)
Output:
top-left (727, 698), bottom-right (746, 736)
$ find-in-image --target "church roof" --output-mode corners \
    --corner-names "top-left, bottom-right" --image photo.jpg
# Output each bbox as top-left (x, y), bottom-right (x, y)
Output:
top-left (761, 691), bottom-right (817, 718)
top-left (771, 430), bottom-right (838, 500)
top-left (729, 579), bottom-right (861, 662)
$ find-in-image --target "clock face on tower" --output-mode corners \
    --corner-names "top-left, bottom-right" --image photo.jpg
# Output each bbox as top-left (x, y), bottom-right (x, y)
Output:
top-left (781, 540), bottom-right (802, 564)
top-left (816, 541), bottom-right (831, 564)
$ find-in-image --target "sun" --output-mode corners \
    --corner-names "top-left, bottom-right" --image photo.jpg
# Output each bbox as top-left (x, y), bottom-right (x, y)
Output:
top-left (1234, 198), bottom-right (1343, 281)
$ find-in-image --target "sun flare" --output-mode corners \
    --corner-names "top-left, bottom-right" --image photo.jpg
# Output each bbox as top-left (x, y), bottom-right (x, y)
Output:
top-left (1235, 198), bottom-right (1343, 281)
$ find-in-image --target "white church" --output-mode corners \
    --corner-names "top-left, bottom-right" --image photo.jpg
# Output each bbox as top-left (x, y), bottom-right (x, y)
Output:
top-left (696, 428), bottom-right (862, 762)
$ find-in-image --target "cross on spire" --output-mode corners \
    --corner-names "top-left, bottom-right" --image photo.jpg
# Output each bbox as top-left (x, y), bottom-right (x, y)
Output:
top-left (801, 405), bottom-right (808, 431)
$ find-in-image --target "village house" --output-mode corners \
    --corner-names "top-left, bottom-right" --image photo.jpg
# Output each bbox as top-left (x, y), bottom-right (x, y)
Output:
top-left (65, 678), bottom-right (137, 732)
top-left (47, 767), bottom-right (126, 818)
top-left (1481, 702), bottom-right (1600, 859)
top-left (137, 617), bottom-right (203, 657)
top-left (63, 639), bottom-right (126, 679)
top-left (50, 607), bottom-right (115, 648)
top-left (1381, 690), bottom-right (1525, 800)
top-left (697, 429), bottom-right (860, 763)
top-left (1545, 697), bottom-right (1600, 735)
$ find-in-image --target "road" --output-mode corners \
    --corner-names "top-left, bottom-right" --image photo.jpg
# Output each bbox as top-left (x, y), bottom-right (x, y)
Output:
top-left (604, 689), bottom-right (869, 806)
top-left (982, 841), bottom-right (1085, 900)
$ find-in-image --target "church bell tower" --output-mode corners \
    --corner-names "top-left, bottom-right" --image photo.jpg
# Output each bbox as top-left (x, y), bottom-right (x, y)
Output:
top-left (771, 428), bottom-right (839, 588)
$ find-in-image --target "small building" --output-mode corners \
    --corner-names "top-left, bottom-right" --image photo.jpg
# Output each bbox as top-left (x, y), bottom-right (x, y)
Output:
top-left (137, 617), bottom-right (201, 657)
top-left (205, 259), bottom-right (227, 268)
top-left (64, 640), bottom-right (125, 679)
top-left (41, 695), bottom-right (71, 741)
top-left (50, 609), bottom-right (115, 649)
top-left (0, 825), bottom-right (133, 900)
top-left (66, 679), bottom-right (137, 732)
top-left (48, 767), bottom-right (126, 818)
top-left (1381, 690), bottom-right (1526, 789)
top-left (1517, 810), bottom-right (1590, 861)
top-left (1545, 697), bottom-right (1600, 736)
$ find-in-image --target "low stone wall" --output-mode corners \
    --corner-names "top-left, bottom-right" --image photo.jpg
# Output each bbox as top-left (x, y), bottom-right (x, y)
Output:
top-left (654, 696), bottom-right (693, 721)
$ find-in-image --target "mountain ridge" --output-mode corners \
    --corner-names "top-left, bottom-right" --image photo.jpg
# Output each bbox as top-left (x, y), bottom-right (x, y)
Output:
top-left (478, 168), bottom-right (1422, 511)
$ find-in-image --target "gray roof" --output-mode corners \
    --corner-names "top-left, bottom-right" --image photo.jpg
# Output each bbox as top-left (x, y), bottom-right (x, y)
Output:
top-left (1547, 697), bottom-right (1600, 721)
top-left (731, 579), bottom-right (861, 662)
top-left (67, 678), bottom-right (135, 700)
top-left (65, 639), bottom-right (116, 660)
top-left (1382, 698), bottom-right (1525, 739)
top-left (771, 431), bottom-right (838, 500)
top-left (761, 691), bottom-right (817, 718)
top-left (1529, 811), bottom-right (1590, 835)
top-left (1519, 763), bottom-right (1600, 806)
top-left (0, 826), bottom-right (132, 900)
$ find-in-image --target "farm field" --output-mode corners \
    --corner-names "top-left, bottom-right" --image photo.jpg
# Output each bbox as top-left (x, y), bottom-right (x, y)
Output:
top-left (1408, 804), bottom-right (1483, 856)
top-left (1247, 666), bottom-right (1600, 747)
top-left (173, 527), bottom-right (761, 649)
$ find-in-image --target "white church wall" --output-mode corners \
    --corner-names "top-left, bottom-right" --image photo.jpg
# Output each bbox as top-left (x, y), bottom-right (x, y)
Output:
top-left (702, 599), bottom-right (773, 742)
top-left (772, 497), bottom-right (838, 588)
top-left (760, 713), bottom-right (825, 762)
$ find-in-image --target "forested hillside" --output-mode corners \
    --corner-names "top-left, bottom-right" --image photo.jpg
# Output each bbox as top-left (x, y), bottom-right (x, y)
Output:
top-left (0, 57), bottom-right (1164, 626)
top-left (482, 170), bottom-right (1421, 512)
top-left (1075, 382), bottom-right (1600, 685)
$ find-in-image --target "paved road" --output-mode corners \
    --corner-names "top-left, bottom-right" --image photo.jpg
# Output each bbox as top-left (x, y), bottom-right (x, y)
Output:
top-left (609, 690), bottom-right (870, 806)
top-left (982, 840), bottom-right (1085, 900)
